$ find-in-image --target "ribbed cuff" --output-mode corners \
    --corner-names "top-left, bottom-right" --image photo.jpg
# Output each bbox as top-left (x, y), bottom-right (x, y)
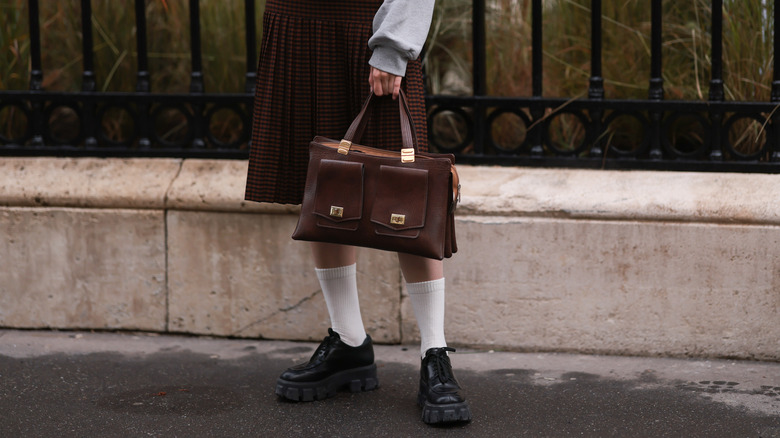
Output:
top-left (406, 278), bottom-right (445, 295)
top-left (369, 46), bottom-right (409, 77)
top-left (315, 264), bottom-right (357, 281)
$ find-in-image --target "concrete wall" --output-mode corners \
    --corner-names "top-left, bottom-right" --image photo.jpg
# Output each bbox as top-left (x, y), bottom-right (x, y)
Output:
top-left (1, 158), bottom-right (778, 360)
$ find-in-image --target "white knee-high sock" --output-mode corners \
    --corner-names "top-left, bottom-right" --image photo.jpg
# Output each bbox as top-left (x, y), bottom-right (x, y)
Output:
top-left (406, 278), bottom-right (447, 358)
top-left (315, 264), bottom-right (366, 347)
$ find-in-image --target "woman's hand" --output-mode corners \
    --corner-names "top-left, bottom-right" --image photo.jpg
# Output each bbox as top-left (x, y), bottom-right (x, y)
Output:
top-left (369, 66), bottom-right (402, 99)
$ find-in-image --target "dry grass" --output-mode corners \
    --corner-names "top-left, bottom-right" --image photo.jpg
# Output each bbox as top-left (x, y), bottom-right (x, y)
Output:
top-left (2, 0), bottom-right (773, 98)
top-left (424, 0), bottom-right (773, 101)
top-left (0, 0), bottom-right (262, 93)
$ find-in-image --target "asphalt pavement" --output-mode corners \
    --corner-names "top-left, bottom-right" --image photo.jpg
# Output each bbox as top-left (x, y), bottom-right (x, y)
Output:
top-left (0, 329), bottom-right (778, 437)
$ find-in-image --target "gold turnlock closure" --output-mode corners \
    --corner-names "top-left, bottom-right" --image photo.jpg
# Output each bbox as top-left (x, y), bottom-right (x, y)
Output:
top-left (401, 148), bottom-right (415, 163)
top-left (338, 140), bottom-right (352, 155)
top-left (329, 206), bottom-right (344, 218)
top-left (390, 214), bottom-right (406, 225)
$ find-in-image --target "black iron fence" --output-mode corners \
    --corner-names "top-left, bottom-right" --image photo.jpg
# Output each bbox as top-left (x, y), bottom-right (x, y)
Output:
top-left (2, 0), bottom-right (780, 173)
top-left (0, 0), bottom-right (257, 158)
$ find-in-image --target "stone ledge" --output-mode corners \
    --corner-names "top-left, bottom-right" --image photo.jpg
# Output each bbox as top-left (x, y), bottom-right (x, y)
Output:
top-left (0, 157), bottom-right (181, 209)
top-left (457, 166), bottom-right (780, 225)
top-left (166, 159), bottom-right (299, 214)
top-left (1, 158), bottom-right (778, 360)
top-left (0, 158), bottom-right (296, 214)
top-left (2, 158), bottom-right (778, 223)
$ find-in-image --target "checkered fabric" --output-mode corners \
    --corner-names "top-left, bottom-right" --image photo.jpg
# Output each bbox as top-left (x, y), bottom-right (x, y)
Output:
top-left (245, 0), bottom-right (429, 205)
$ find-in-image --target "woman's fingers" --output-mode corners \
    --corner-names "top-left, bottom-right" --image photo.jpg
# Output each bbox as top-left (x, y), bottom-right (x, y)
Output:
top-left (391, 75), bottom-right (402, 99)
top-left (369, 67), bottom-right (402, 99)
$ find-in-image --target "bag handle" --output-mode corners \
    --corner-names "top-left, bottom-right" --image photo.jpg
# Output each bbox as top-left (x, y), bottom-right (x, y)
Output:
top-left (340, 90), bottom-right (418, 162)
top-left (333, 91), bottom-right (460, 211)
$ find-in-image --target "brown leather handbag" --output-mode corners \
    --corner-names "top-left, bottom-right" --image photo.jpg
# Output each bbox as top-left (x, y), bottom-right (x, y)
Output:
top-left (292, 91), bottom-right (459, 260)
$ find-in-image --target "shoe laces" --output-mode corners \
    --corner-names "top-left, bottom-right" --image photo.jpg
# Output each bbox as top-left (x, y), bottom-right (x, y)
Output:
top-left (313, 328), bottom-right (340, 360)
top-left (429, 347), bottom-right (457, 384)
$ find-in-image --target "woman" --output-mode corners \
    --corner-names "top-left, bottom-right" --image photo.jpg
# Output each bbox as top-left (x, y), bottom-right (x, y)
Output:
top-left (245, 0), bottom-right (471, 425)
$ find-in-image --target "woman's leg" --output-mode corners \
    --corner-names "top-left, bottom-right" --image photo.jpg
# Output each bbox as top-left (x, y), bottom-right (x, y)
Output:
top-left (400, 253), bottom-right (471, 424)
top-left (397, 253), bottom-right (444, 283)
top-left (310, 242), bottom-right (356, 269)
top-left (398, 254), bottom-right (446, 357)
top-left (275, 242), bottom-right (376, 402)
top-left (310, 242), bottom-right (366, 347)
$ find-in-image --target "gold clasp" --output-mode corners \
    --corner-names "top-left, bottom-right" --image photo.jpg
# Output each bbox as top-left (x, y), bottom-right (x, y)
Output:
top-left (401, 148), bottom-right (415, 163)
top-left (390, 214), bottom-right (406, 225)
top-left (330, 206), bottom-right (344, 218)
top-left (338, 140), bottom-right (352, 155)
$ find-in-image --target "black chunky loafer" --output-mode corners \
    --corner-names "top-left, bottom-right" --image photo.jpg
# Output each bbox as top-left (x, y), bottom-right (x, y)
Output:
top-left (417, 347), bottom-right (472, 424)
top-left (275, 328), bottom-right (378, 402)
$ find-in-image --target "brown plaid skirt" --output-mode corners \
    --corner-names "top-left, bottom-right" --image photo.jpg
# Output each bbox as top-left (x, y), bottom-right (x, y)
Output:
top-left (244, 0), bottom-right (429, 205)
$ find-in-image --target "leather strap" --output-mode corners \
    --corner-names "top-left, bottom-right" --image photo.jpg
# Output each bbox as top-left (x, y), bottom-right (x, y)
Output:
top-left (343, 90), bottom-right (419, 156)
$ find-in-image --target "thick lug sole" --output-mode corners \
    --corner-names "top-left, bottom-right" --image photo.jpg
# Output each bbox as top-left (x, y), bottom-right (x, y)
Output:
top-left (275, 363), bottom-right (378, 402)
top-left (417, 391), bottom-right (472, 424)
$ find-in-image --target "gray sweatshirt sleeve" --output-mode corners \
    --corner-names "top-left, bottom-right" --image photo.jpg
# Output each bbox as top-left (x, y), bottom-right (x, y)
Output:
top-left (368, 0), bottom-right (435, 77)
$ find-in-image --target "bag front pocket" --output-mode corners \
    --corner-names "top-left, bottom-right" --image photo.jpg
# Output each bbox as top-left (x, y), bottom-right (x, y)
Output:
top-left (371, 165), bottom-right (428, 239)
top-left (313, 159), bottom-right (364, 231)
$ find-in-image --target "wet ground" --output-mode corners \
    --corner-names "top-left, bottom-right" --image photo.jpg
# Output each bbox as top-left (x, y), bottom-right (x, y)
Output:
top-left (1, 330), bottom-right (778, 437)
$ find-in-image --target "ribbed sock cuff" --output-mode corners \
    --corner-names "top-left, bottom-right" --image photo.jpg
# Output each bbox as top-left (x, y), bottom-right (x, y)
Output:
top-left (315, 263), bottom-right (356, 281)
top-left (406, 277), bottom-right (447, 358)
top-left (315, 263), bottom-right (365, 347)
top-left (406, 277), bottom-right (445, 295)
